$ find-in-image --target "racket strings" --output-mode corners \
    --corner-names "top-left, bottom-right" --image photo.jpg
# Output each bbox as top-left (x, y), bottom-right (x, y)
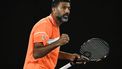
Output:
top-left (80, 38), bottom-right (109, 61)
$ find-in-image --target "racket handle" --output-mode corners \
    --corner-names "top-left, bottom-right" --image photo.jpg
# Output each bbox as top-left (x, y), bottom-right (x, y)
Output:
top-left (59, 63), bottom-right (72, 69)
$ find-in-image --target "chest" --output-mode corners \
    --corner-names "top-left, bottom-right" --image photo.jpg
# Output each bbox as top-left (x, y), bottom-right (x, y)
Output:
top-left (50, 26), bottom-right (60, 39)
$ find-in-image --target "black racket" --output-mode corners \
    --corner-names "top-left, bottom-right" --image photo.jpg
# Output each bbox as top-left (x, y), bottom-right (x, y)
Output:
top-left (60, 38), bottom-right (110, 69)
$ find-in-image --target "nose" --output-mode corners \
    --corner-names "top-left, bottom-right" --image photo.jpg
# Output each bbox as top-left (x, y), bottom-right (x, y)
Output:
top-left (65, 8), bottom-right (70, 14)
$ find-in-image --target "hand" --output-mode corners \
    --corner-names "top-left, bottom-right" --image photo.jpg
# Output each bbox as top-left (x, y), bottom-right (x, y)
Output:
top-left (69, 54), bottom-right (89, 65)
top-left (56, 34), bottom-right (70, 46)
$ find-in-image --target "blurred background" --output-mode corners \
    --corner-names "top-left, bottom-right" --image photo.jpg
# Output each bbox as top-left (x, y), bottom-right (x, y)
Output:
top-left (2, 0), bottom-right (122, 69)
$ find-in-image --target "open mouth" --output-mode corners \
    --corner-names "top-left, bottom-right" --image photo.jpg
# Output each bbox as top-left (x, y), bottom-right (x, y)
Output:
top-left (63, 15), bottom-right (68, 19)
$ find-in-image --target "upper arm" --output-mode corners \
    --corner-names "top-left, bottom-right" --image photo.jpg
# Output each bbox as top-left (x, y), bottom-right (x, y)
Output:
top-left (33, 22), bottom-right (51, 45)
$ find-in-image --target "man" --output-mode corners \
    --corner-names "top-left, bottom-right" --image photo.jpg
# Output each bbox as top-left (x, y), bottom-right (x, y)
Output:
top-left (23, 0), bottom-right (87, 69)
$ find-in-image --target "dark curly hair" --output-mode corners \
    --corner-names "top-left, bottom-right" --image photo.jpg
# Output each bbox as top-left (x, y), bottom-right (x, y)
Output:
top-left (52, 0), bottom-right (70, 7)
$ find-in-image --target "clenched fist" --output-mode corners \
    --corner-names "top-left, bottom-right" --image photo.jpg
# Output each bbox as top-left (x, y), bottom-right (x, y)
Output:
top-left (56, 34), bottom-right (70, 46)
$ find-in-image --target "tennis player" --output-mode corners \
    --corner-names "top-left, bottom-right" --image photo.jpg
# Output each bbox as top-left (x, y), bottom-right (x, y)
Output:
top-left (23, 0), bottom-right (87, 69)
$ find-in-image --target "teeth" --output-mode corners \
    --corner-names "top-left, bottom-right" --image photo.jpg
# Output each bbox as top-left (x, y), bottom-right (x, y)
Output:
top-left (64, 16), bottom-right (68, 18)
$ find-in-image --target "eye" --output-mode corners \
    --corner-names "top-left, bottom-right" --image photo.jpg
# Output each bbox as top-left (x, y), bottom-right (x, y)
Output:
top-left (62, 6), bottom-right (71, 10)
top-left (68, 7), bottom-right (71, 10)
top-left (62, 6), bottom-right (67, 10)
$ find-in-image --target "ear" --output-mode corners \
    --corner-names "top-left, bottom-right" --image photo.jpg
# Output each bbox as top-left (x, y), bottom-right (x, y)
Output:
top-left (52, 7), bottom-right (55, 12)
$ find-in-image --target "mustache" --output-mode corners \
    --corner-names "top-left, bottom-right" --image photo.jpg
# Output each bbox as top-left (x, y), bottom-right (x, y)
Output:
top-left (63, 13), bottom-right (69, 17)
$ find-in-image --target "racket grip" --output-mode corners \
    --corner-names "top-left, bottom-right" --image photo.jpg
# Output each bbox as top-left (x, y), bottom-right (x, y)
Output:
top-left (59, 63), bottom-right (72, 69)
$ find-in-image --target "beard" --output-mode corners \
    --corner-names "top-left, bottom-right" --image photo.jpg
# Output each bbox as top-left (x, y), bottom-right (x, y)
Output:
top-left (57, 13), bottom-right (69, 23)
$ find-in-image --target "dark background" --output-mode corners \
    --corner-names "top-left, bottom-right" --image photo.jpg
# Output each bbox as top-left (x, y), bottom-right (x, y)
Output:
top-left (2, 0), bottom-right (122, 69)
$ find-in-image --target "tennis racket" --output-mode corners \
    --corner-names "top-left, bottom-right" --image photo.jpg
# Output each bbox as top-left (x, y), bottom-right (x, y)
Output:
top-left (60, 38), bottom-right (110, 69)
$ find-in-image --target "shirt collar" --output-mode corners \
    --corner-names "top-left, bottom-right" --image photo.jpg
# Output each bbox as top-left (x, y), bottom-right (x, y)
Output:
top-left (48, 14), bottom-right (57, 26)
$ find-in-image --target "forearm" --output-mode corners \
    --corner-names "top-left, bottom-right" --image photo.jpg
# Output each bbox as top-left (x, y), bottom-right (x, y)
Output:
top-left (59, 51), bottom-right (87, 65)
top-left (58, 51), bottom-right (73, 60)
top-left (33, 42), bottom-right (60, 59)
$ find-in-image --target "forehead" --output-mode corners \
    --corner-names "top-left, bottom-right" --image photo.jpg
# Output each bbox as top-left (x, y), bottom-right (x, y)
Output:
top-left (58, 2), bottom-right (70, 7)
